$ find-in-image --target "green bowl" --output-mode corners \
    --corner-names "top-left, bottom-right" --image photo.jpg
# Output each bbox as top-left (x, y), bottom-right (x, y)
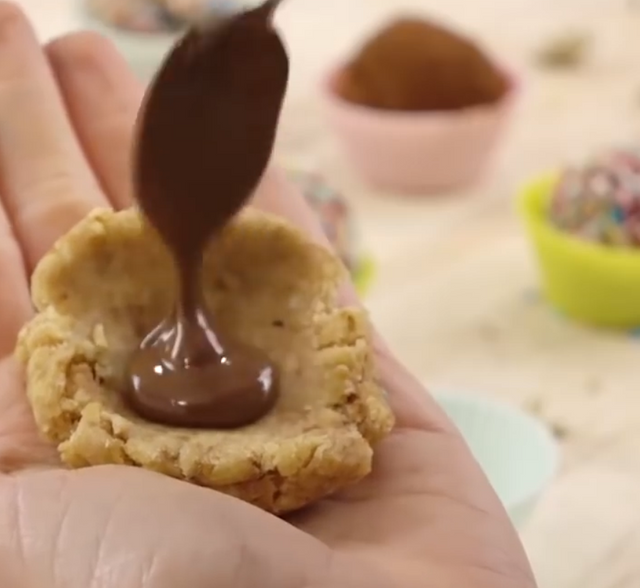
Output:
top-left (434, 392), bottom-right (559, 528)
top-left (353, 255), bottom-right (376, 296)
top-left (518, 173), bottom-right (640, 329)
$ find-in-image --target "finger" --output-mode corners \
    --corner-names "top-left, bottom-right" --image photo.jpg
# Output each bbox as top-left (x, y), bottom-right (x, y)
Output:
top-left (47, 32), bottom-right (144, 210)
top-left (251, 168), bottom-right (333, 246)
top-left (251, 168), bottom-right (360, 303)
top-left (0, 3), bottom-right (107, 271)
top-left (375, 343), bottom-right (456, 432)
top-left (252, 169), bottom-right (449, 430)
top-left (0, 208), bottom-right (31, 356)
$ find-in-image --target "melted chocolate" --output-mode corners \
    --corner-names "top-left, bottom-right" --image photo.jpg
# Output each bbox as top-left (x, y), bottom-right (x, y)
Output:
top-left (125, 0), bottom-right (289, 429)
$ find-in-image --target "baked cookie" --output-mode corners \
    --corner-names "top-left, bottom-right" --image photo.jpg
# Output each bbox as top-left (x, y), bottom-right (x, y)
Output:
top-left (16, 208), bottom-right (393, 514)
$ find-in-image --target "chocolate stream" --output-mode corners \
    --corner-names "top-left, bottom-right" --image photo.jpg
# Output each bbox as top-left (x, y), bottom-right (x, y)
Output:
top-left (125, 0), bottom-right (289, 429)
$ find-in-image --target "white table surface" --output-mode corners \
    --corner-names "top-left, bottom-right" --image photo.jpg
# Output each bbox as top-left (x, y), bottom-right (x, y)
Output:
top-left (15, 0), bottom-right (640, 586)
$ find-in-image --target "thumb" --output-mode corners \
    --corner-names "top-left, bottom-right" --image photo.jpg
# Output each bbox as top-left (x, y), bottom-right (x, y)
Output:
top-left (0, 466), bottom-right (337, 588)
top-left (0, 357), bottom-right (58, 473)
top-left (253, 169), bottom-right (452, 432)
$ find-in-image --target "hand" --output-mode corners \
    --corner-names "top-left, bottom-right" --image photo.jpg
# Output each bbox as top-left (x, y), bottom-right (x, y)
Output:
top-left (0, 4), bottom-right (536, 587)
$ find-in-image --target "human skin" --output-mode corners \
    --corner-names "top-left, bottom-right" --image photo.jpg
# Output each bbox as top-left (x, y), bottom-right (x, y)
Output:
top-left (0, 3), bottom-right (537, 587)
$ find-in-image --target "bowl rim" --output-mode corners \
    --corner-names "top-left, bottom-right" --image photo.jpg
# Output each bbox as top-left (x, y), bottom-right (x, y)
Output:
top-left (433, 391), bottom-right (560, 512)
top-left (517, 172), bottom-right (640, 264)
top-left (76, 0), bottom-right (182, 52)
top-left (320, 59), bottom-right (522, 123)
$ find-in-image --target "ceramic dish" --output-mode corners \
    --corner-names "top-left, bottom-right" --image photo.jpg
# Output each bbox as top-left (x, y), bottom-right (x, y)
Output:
top-left (434, 391), bottom-right (559, 528)
top-left (76, 1), bottom-right (181, 83)
top-left (518, 173), bottom-right (640, 329)
top-left (320, 65), bottom-right (520, 194)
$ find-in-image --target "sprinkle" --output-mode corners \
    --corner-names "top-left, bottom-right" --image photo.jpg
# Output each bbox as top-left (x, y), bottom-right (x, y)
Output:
top-left (549, 145), bottom-right (640, 248)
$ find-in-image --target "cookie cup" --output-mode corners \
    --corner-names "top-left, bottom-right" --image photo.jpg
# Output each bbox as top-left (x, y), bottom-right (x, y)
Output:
top-left (16, 208), bottom-right (393, 514)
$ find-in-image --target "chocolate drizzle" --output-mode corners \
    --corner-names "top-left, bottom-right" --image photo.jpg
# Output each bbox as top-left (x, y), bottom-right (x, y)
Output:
top-left (125, 0), bottom-right (289, 429)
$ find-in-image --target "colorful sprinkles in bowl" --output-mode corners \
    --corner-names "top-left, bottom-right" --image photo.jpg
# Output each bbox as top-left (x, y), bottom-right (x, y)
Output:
top-left (549, 146), bottom-right (640, 248)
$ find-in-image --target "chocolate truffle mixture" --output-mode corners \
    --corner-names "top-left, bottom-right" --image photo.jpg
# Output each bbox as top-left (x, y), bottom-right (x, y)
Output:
top-left (125, 0), bottom-right (288, 429)
top-left (336, 17), bottom-right (508, 112)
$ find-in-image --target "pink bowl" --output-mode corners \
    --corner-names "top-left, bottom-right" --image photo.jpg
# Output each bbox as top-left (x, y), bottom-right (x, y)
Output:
top-left (320, 65), bottom-right (520, 194)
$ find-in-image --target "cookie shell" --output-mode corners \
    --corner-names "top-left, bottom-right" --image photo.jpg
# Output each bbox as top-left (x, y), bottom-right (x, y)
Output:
top-left (16, 207), bottom-right (393, 514)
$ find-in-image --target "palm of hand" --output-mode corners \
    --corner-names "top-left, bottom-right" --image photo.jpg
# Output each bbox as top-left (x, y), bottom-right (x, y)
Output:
top-left (0, 6), bottom-right (535, 588)
top-left (1, 352), bottom-right (531, 588)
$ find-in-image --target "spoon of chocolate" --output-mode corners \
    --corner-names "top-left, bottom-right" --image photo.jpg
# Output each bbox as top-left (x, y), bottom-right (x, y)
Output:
top-left (125, 0), bottom-right (289, 429)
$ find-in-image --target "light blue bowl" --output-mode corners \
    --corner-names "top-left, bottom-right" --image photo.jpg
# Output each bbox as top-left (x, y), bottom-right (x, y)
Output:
top-left (76, 0), bottom-right (246, 83)
top-left (434, 391), bottom-right (559, 528)
top-left (77, 7), bottom-right (178, 82)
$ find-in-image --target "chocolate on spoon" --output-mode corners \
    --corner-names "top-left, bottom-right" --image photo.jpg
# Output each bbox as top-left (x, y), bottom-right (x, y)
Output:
top-left (125, 0), bottom-right (289, 429)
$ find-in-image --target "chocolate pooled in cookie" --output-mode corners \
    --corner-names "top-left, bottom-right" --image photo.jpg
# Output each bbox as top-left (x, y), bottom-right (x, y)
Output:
top-left (126, 0), bottom-right (288, 430)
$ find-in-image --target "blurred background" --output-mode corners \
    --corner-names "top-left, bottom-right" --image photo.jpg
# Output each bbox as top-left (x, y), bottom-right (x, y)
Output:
top-left (17, 0), bottom-right (640, 586)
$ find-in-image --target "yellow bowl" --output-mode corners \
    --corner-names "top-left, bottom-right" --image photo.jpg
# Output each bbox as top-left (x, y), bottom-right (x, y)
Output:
top-left (353, 255), bottom-right (376, 297)
top-left (517, 173), bottom-right (640, 329)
